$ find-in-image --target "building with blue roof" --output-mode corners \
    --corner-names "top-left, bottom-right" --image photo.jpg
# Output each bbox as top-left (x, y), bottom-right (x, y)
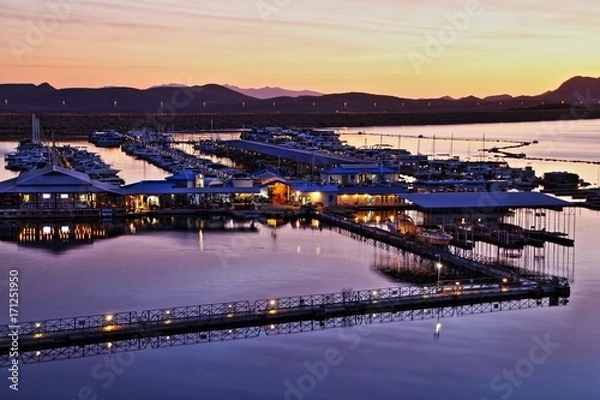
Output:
top-left (320, 164), bottom-right (398, 185)
top-left (0, 165), bottom-right (125, 218)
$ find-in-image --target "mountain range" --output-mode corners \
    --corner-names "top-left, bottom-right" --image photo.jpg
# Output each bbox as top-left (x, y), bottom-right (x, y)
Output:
top-left (0, 76), bottom-right (599, 114)
top-left (222, 85), bottom-right (323, 99)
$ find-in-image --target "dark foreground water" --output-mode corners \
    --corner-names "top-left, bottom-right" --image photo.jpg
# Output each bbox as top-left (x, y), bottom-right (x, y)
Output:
top-left (0, 208), bottom-right (599, 400)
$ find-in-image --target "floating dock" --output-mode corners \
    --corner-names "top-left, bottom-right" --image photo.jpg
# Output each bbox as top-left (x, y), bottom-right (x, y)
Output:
top-left (0, 279), bottom-right (570, 364)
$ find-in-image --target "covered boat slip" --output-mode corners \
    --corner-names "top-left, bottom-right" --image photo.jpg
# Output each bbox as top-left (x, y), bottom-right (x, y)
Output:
top-left (399, 192), bottom-right (574, 232)
top-left (393, 191), bottom-right (576, 280)
top-left (225, 139), bottom-right (359, 166)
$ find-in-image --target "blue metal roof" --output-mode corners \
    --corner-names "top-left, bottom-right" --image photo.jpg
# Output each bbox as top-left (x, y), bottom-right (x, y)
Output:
top-left (166, 171), bottom-right (198, 181)
top-left (120, 180), bottom-right (261, 195)
top-left (323, 166), bottom-right (396, 175)
top-left (292, 184), bottom-right (339, 193)
top-left (226, 140), bottom-right (358, 166)
top-left (338, 185), bottom-right (407, 195)
top-left (399, 192), bottom-right (572, 211)
top-left (0, 166), bottom-right (123, 194)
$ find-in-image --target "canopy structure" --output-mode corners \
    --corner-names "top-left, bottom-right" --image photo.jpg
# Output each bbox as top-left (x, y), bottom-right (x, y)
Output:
top-left (400, 192), bottom-right (572, 212)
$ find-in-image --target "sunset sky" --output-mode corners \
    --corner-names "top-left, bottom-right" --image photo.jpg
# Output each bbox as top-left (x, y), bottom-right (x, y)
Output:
top-left (1, 0), bottom-right (598, 98)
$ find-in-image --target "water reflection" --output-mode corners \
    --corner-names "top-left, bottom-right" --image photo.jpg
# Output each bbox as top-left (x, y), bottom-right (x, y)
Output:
top-left (0, 216), bottom-right (269, 253)
top-left (0, 219), bottom-right (126, 253)
top-left (2, 296), bottom-right (565, 366)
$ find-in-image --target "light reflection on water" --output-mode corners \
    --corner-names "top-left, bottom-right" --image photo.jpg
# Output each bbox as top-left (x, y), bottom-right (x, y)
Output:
top-left (0, 209), bottom-right (598, 399)
top-left (0, 120), bottom-right (599, 399)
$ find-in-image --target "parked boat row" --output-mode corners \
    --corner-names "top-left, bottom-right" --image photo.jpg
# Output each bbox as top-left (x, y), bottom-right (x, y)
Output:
top-left (121, 130), bottom-right (246, 179)
top-left (4, 139), bottom-right (124, 185)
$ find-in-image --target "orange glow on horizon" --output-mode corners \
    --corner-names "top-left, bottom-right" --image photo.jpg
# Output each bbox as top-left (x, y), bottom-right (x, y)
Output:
top-left (1, 1), bottom-right (598, 98)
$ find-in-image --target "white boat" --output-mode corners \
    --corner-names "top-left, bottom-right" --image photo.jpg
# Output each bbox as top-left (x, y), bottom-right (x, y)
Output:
top-left (387, 215), bottom-right (452, 245)
top-left (416, 230), bottom-right (453, 246)
top-left (89, 130), bottom-right (123, 147)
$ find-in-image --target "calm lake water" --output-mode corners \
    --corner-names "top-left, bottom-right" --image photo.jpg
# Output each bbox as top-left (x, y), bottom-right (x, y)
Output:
top-left (1, 119), bottom-right (600, 400)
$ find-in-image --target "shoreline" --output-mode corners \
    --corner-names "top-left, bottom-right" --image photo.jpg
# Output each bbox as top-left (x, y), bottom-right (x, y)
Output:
top-left (1, 110), bottom-right (600, 139)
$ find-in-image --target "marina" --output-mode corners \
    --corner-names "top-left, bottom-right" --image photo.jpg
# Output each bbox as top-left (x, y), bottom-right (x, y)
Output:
top-left (0, 118), bottom-right (597, 399)
top-left (2, 1), bottom-right (600, 397)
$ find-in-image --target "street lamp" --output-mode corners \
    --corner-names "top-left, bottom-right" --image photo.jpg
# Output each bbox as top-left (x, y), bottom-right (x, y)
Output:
top-left (435, 254), bottom-right (442, 286)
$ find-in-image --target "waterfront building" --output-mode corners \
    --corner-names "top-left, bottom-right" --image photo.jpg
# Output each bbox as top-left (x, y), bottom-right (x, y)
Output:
top-left (337, 185), bottom-right (408, 207)
top-left (320, 163), bottom-right (398, 185)
top-left (288, 182), bottom-right (339, 207)
top-left (120, 178), bottom-right (261, 211)
top-left (0, 165), bottom-right (125, 218)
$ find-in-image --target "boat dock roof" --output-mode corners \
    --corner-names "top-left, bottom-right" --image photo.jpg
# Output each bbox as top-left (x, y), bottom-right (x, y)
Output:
top-left (224, 140), bottom-right (360, 166)
top-left (400, 192), bottom-right (572, 212)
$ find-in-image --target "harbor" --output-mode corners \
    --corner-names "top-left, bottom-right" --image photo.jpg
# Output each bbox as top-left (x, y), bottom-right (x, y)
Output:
top-left (0, 122), bottom-right (581, 288)
top-left (0, 118), bottom-right (598, 400)
top-left (3, 1), bottom-right (600, 397)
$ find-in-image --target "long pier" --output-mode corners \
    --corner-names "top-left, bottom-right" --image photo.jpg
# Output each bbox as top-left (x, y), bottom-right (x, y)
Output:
top-left (316, 212), bottom-right (522, 280)
top-left (0, 279), bottom-right (569, 365)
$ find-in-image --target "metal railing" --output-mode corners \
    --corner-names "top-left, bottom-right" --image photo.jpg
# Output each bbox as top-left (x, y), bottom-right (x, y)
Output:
top-left (1, 278), bottom-right (565, 339)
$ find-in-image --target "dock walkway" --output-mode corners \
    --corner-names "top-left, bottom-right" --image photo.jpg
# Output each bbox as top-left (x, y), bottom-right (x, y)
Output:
top-left (316, 212), bottom-right (521, 280)
top-left (0, 280), bottom-right (569, 360)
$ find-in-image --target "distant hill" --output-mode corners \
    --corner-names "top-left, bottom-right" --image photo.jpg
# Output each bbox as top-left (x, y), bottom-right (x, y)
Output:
top-left (223, 85), bottom-right (323, 99)
top-left (0, 76), bottom-right (598, 114)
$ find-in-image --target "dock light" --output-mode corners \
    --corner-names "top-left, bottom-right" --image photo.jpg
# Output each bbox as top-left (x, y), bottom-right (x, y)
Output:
top-left (228, 304), bottom-right (233, 308)
top-left (269, 324), bottom-right (276, 330)
top-left (33, 333), bottom-right (43, 339)
top-left (105, 314), bottom-right (114, 322)
top-left (102, 325), bottom-right (117, 332)
top-left (502, 278), bottom-right (508, 284)
top-left (165, 310), bottom-right (171, 315)
top-left (372, 290), bottom-right (378, 296)
top-left (35, 351), bottom-right (41, 356)
top-left (34, 322), bottom-right (41, 328)
top-left (107, 342), bottom-right (113, 349)
top-left (166, 336), bottom-right (170, 340)
top-left (455, 281), bottom-right (460, 286)
top-left (269, 299), bottom-right (276, 306)
top-left (164, 320), bottom-right (172, 325)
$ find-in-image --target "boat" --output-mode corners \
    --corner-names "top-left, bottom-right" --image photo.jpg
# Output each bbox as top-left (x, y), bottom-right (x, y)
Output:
top-left (386, 214), bottom-right (419, 236)
top-left (387, 214), bottom-right (452, 245)
top-left (416, 230), bottom-right (453, 246)
top-left (89, 130), bottom-right (124, 147)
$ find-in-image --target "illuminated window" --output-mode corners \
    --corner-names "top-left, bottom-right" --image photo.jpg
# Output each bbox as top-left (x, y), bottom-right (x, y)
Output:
top-left (42, 193), bottom-right (51, 200)
top-left (60, 194), bottom-right (69, 199)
